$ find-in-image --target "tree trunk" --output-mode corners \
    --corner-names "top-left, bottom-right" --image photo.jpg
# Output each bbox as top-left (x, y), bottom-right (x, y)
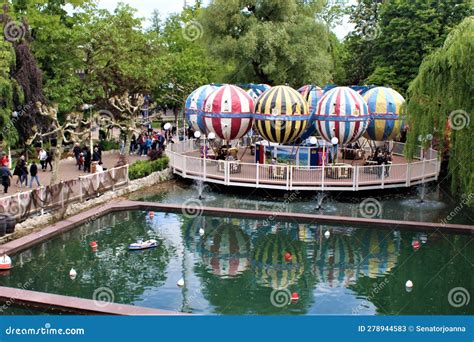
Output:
top-left (123, 129), bottom-right (133, 164)
top-left (50, 135), bottom-right (63, 185)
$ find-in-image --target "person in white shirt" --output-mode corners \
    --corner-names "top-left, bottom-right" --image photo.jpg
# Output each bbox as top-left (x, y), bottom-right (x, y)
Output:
top-left (38, 149), bottom-right (47, 171)
top-left (95, 162), bottom-right (104, 173)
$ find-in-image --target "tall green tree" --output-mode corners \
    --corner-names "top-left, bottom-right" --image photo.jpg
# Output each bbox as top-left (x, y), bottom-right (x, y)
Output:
top-left (368, 0), bottom-right (472, 92)
top-left (405, 17), bottom-right (473, 198)
top-left (151, 4), bottom-right (218, 113)
top-left (200, 0), bottom-right (333, 86)
top-left (338, 0), bottom-right (383, 85)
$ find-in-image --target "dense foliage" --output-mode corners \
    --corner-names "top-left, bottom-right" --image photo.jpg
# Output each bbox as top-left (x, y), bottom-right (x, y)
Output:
top-left (129, 157), bottom-right (169, 180)
top-left (405, 17), bottom-right (473, 197)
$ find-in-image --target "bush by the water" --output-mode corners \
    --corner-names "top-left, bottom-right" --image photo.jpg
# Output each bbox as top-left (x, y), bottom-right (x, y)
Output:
top-left (129, 157), bottom-right (169, 180)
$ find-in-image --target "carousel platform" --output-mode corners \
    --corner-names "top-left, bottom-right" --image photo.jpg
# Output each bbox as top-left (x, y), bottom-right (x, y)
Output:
top-left (167, 139), bottom-right (440, 191)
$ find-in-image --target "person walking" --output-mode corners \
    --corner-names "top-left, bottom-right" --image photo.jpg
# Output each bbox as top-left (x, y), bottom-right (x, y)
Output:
top-left (38, 148), bottom-right (47, 171)
top-left (18, 156), bottom-right (28, 188)
top-left (0, 164), bottom-right (12, 194)
top-left (29, 161), bottom-right (40, 188)
top-left (73, 143), bottom-right (81, 168)
top-left (0, 152), bottom-right (9, 167)
top-left (45, 150), bottom-right (53, 171)
top-left (83, 147), bottom-right (91, 173)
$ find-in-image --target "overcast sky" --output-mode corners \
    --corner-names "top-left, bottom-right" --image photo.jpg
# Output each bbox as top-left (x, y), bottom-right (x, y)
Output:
top-left (88, 0), bottom-right (354, 39)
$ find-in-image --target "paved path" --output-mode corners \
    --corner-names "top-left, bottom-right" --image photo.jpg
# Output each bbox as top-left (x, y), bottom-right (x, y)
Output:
top-left (1, 152), bottom-right (142, 199)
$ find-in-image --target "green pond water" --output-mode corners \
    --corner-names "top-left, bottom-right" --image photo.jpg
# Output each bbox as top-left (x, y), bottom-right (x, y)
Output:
top-left (1, 210), bottom-right (472, 315)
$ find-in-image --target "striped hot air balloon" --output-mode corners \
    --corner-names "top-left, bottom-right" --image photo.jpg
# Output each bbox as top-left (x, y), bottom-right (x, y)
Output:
top-left (363, 87), bottom-right (405, 141)
top-left (252, 234), bottom-right (305, 289)
top-left (298, 85), bottom-right (325, 140)
top-left (247, 84), bottom-right (271, 102)
top-left (202, 84), bottom-right (254, 141)
top-left (314, 234), bottom-right (363, 287)
top-left (199, 224), bottom-right (251, 278)
top-left (315, 86), bottom-right (370, 145)
top-left (185, 84), bottom-right (219, 133)
top-left (254, 86), bottom-right (310, 144)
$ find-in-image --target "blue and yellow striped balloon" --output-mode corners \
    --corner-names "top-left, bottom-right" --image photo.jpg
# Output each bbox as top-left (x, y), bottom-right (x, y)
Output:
top-left (363, 87), bottom-right (405, 141)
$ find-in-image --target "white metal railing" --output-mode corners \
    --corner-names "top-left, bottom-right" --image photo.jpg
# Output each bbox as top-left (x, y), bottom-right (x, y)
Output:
top-left (0, 165), bottom-right (129, 222)
top-left (167, 139), bottom-right (440, 191)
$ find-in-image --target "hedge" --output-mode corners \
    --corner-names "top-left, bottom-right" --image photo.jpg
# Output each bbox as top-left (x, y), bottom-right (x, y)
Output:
top-left (128, 156), bottom-right (169, 180)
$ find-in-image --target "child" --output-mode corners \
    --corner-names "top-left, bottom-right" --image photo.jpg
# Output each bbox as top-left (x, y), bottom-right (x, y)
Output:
top-left (78, 152), bottom-right (84, 171)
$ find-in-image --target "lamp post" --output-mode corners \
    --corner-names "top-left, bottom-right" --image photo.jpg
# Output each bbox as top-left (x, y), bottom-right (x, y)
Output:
top-left (331, 137), bottom-right (339, 165)
top-left (164, 123), bottom-right (172, 145)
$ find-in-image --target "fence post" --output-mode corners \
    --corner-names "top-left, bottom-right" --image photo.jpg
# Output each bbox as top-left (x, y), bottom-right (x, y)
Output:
top-left (183, 156), bottom-right (187, 177)
top-left (126, 164), bottom-right (130, 185)
top-left (60, 181), bottom-right (65, 208)
top-left (79, 177), bottom-right (83, 202)
top-left (112, 168), bottom-right (116, 191)
top-left (381, 165), bottom-right (385, 189)
top-left (352, 166), bottom-right (357, 190)
top-left (421, 159), bottom-right (426, 184)
top-left (225, 161), bottom-right (229, 185)
top-left (355, 166), bottom-right (359, 191)
top-left (203, 157), bottom-right (207, 181)
top-left (289, 165), bottom-right (293, 190)
top-left (256, 162), bottom-right (259, 187)
top-left (321, 166), bottom-right (325, 191)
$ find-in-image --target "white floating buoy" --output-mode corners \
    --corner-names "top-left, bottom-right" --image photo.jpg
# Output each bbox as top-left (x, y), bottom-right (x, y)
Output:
top-left (177, 278), bottom-right (185, 287)
top-left (199, 228), bottom-right (205, 236)
top-left (324, 230), bottom-right (330, 239)
top-left (405, 280), bottom-right (413, 288)
top-left (69, 268), bottom-right (77, 279)
top-left (0, 254), bottom-right (12, 271)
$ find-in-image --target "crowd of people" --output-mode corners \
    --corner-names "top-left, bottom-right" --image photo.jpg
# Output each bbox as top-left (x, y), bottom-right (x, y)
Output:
top-left (0, 150), bottom-right (53, 194)
top-left (127, 129), bottom-right (173, 156)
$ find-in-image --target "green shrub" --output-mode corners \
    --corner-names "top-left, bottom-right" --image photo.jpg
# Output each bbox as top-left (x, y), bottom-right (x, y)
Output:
top-left (128, 156), bottom-right (169, 180)
top-left (99, 140), bottom-right (120, 151)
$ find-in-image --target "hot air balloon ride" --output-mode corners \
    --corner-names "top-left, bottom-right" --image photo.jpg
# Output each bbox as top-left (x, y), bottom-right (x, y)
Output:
top-left (185, 84), bottom-right (219, 133)
top-left (297, 85), bottom-right (325, 141)
top-left (363, 87), bottom-right (405, 142)
top-left (202, 84), bottom-right (255, 142)
top-left (254, 86), bottom-right (310, 145)
top-left (315, 86), bottom-right (370, 146)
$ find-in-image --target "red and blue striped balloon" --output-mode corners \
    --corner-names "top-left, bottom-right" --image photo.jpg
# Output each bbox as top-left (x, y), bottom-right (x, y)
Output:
top-left (315, 87), bottom-right (370, 145)
top-left (203, 84), bottom-right (254, 141)
top-left (185, 84), bottom-right (219, 133)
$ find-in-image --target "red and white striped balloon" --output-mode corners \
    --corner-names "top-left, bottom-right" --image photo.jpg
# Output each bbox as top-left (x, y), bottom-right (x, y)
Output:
top-left (203, 84), bottom-right (254, 141)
